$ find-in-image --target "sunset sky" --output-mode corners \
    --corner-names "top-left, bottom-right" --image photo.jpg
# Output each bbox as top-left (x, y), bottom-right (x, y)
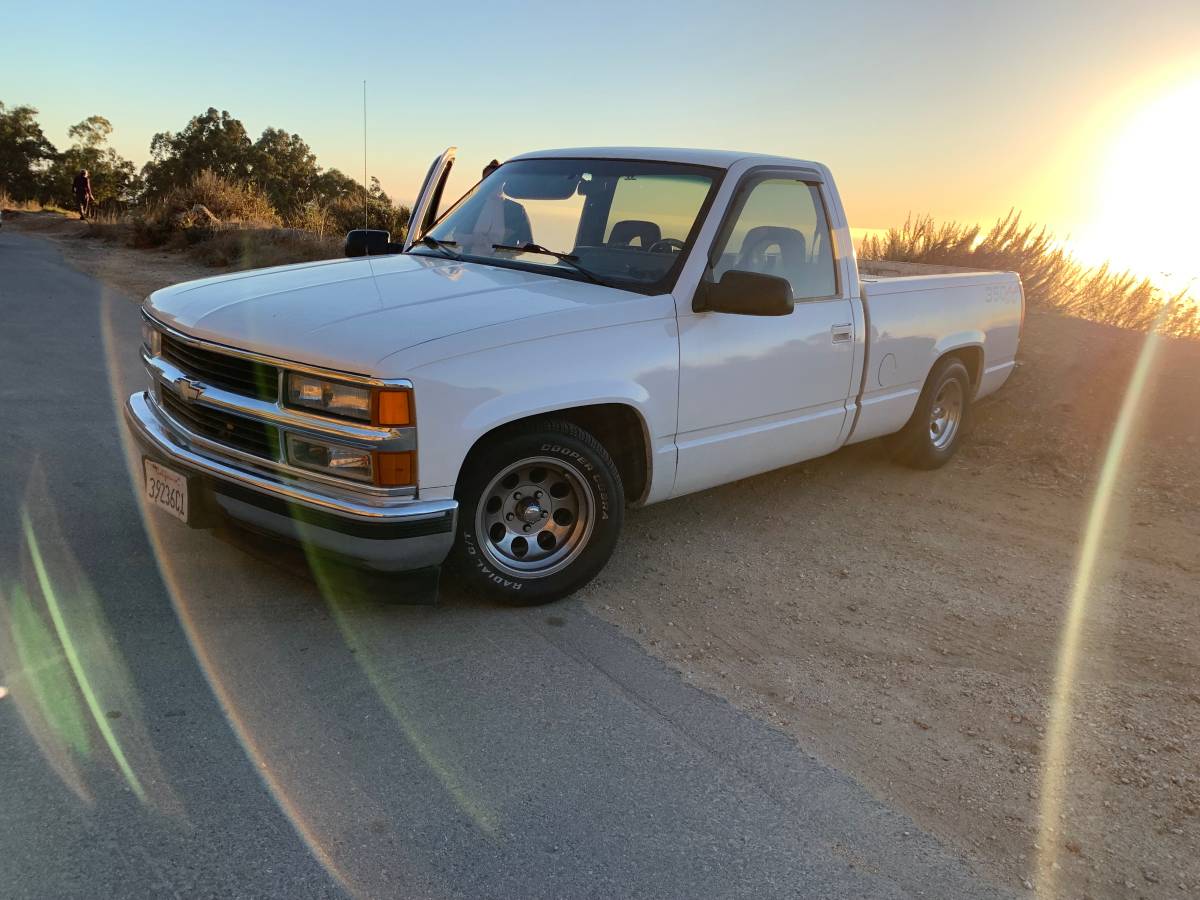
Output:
top-left (6, 0), bottom-right (1199, 280)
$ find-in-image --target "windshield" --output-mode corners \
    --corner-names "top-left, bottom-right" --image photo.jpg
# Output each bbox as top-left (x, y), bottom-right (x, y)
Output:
top-left (419, 158), bottom-right (721, 291)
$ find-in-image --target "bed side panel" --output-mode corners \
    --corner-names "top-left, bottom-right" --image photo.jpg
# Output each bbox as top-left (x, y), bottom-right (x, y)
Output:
top-left (849, 272), bottom-right (1021, 444)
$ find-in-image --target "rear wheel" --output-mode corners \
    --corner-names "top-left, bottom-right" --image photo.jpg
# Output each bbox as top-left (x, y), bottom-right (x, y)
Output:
top-left (886, 357), bottom-right (971, 469)
top-left (449, 420), bottom-right (624, 605)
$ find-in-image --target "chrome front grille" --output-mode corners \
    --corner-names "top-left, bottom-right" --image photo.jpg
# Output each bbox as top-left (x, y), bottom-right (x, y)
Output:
top-left (160, 389), bottom-right (281, 461)
top-left (142, 314), bottom-right (418, 497)
top-left (160, 332), bottom-right (279, 401)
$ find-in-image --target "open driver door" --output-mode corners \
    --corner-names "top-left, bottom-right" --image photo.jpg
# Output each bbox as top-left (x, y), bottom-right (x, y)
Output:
top-left (403, 147), bottom-right (457, 251)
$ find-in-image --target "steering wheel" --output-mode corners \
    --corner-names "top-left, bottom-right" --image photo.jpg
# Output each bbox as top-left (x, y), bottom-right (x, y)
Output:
top-left (647, 238), bottom-right (686, 254)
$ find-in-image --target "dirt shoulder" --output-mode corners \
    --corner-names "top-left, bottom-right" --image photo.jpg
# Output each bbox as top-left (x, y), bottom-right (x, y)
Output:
top-left (13, 215), bottom-right (1198, 897)
top-left (4, 210), bottom-right (338, 301)
top-left (585, 310), bottom-right (1199, 897)
top-left (5, 210), bottom-right (220, 300)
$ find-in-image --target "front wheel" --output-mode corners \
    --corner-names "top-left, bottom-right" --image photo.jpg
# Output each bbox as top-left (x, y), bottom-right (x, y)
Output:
top-left (886, 357), bottom-right (972, 469)
top-left (449, 420), bottom-right (624, 605)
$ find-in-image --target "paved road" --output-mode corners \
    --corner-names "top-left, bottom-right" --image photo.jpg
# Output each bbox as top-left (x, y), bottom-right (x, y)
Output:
top-left (0, 230), bottom-right (1009, 899)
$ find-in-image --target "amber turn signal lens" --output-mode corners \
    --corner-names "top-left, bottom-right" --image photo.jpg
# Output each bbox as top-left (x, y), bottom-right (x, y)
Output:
top-left (374, 389), bottom-right (412, 426)
top-left (375, 451), bottom-right (414, 486)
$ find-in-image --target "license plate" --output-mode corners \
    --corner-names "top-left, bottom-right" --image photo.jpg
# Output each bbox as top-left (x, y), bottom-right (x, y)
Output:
top-left (143, 458), bottom-right (189, 523)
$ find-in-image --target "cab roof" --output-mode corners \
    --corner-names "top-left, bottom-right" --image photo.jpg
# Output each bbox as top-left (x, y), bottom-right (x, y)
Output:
top-left (512, 146), bottom-right (823, 172)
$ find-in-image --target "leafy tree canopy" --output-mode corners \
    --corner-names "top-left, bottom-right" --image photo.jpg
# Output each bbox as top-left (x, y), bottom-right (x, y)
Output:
top-left (142, 107), bottom-right (254, 196)
top-left (3, 102), bottom-right (409, 233)
top-left (251, 127), bottom-right (319, 217)
top-left (46, 115), bottom-right (139, 206)
top-left (0, 102), bottom-right (58, 200)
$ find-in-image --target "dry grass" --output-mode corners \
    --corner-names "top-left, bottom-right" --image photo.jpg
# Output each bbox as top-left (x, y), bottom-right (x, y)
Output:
top-left (158, 169), bottom-right (280, 228)
top-left (0, 190), bottom-right (44, 212)
top-left (0, 190), bottom-right (74, 217)
top-left (860, 212), bottom-right (1199, 339)
top-left (54, 172), bottom-right (355, 272)
top-left (123, 170), bottom-right (282, 248)
top-left (187, 228), bottom-right (340, 269)
top-left (78, 217), bottom-right (338, 271)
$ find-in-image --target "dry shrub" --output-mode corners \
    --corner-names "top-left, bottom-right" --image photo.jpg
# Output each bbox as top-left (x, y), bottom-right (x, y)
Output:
top-left (163, 169), bottom-right (280, 226)
top-left (320, 194), bottom-right (409, 240)
top-left (86, 204), bottom-right (124, 225)
top-left (860, 212), bottom-right (1198, 339)
top-left (0, 189), bottom-right (44, 212)
top-left (187, 227), bottom-right (340, 270)
top-left (131, 170), bottom-right (281, 247)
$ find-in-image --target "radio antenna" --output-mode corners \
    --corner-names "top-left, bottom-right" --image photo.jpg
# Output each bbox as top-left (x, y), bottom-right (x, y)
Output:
top-left (362, 79), bottom-right (368, 230)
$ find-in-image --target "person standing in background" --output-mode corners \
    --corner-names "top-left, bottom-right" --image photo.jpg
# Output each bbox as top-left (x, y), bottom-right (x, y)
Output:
top-left (72, 169), bottom-right (95, 221)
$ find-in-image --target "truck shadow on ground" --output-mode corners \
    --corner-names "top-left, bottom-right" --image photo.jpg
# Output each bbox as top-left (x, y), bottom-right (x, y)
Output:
top-left (212, 435), bottom-right (897, 617)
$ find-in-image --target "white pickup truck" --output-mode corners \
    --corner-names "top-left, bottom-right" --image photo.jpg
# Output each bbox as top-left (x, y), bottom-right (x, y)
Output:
top-left (127, 147), bottom-right (1022, 604)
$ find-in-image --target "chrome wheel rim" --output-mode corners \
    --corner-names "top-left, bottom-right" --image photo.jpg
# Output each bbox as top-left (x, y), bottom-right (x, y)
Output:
top-left (929, 378), bottom-right (963, 450)
top-left (476, 456), bottom-right (595, 578)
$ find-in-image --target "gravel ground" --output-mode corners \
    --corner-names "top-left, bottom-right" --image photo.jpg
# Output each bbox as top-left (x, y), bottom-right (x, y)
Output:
top-left (13, 211), bottom-right (1199, 898)
top-left (583, 308), bottom-right (1199, 898)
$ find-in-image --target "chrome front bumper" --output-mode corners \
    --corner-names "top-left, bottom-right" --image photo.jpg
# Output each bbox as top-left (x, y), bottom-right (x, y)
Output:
top-left (125, 391), bottom-right (458, 572)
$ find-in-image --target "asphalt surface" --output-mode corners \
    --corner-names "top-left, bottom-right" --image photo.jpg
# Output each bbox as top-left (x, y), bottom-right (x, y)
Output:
top-left (0, 230), bottom-right (1011, 899)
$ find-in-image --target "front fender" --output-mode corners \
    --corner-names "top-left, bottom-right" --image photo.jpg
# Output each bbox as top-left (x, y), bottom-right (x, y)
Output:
top-left (409, 319), bottom-right (680, 498)
top-left (460, 380), bottom-right (651, 438)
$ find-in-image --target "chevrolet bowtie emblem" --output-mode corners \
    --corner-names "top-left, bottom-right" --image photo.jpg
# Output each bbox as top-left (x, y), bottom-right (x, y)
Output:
top-left (174, 377), bottom-right (205, 402)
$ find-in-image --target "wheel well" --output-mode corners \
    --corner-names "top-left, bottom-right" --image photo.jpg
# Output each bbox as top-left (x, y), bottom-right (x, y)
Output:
top-left (462, 404), bottom-right (649, 504)
top-left (942, 346), bottom-right (983, 394)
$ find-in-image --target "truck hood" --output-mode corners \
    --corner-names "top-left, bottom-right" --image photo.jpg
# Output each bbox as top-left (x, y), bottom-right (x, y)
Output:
top-left (145, 253), bottom-right (637, 375)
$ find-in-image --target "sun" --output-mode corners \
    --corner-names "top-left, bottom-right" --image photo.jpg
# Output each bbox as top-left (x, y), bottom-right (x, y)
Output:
top-left (1072, 75), bottom-right (1200, 291)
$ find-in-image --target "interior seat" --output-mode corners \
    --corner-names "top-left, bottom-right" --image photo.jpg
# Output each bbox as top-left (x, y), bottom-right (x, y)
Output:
top-left (608, 220), bottom-right (662, 249)
top-left (503, 199), bottom-right (533, 246)
top-left (735, 226), bottom-right (807, 279)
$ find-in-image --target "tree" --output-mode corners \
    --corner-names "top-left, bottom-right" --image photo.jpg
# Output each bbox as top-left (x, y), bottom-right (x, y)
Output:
top-left (45, 114), bottom-right (139, 207)
top-left (367, 176), bottom-right (411, 235)
top-left (69, 114), bottom-right (113, 149)
top-left (142, 108), bottom-right (254, 197)
top-left (0, 102), bottom-right (58, 200)
top-left (307, 171), bottom-right (411, 237)
top-left (250, 127), bottom-right (320, 219)
top-left (312, 167), bottom-right (362, 202)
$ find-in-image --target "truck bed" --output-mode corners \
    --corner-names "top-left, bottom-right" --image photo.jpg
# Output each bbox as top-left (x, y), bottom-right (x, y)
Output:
top-left (848, 268), bottom-right (1023, 444)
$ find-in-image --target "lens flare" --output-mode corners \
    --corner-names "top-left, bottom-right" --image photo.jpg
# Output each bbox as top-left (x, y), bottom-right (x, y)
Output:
top-left (1034, 303), bottom-right (1169, 897)
top-left (0, 582), bottom-right (94, 805)
top-left (296, 532), bottom-right (500, 837)
top-left (21, 513), bottom-right (147, 802)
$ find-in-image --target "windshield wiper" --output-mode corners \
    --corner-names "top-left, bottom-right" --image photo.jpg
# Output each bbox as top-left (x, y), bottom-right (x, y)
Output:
top-left (491, 243), bottom-right (605, 285)
top-left (408, 235), bottom-right (460, 260)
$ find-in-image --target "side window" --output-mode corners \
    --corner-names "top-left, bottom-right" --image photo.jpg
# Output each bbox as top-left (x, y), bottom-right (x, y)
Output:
top-left (713, 178), bottom-right (837, 300)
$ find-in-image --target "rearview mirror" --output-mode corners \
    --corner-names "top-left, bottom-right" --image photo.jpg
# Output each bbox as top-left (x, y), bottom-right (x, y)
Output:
top-left (694, 270), bottom-right (794, 316)
top-left (345, 229), bottom-right (402, 257)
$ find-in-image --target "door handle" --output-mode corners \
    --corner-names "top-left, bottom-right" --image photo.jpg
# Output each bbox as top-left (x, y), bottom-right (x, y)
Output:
top-left (831, 324), bottom-right (853, 344)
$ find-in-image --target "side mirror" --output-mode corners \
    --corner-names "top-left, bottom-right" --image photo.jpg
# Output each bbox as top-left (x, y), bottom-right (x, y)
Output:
top-left (694, 270), bottom-right (794, 316)
top-left (345, 229), bottom-right (397, 258)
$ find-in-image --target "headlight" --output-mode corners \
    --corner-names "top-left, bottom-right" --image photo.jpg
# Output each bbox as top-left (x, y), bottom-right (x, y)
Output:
top-left (141, 321), bottom-right (161, 355)
top-left (286, 434), bottom-right (373, 482)
top-left (286, 373), bottom-right (372, 421)
top-left (284, 373), bottom-right (412, 426)
top-left (285, 434), bottom-right (415, 486)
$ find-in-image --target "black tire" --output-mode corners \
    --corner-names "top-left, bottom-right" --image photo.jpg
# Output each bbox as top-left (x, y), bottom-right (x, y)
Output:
top-left (886, 357), bottom-right (972, 469)
top-left (448, 419), bottom-right (624, 605)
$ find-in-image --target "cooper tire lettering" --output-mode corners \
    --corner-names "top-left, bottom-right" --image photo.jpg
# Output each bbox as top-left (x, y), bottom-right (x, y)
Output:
top-left (450, 419), bottom-right (626, 606)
